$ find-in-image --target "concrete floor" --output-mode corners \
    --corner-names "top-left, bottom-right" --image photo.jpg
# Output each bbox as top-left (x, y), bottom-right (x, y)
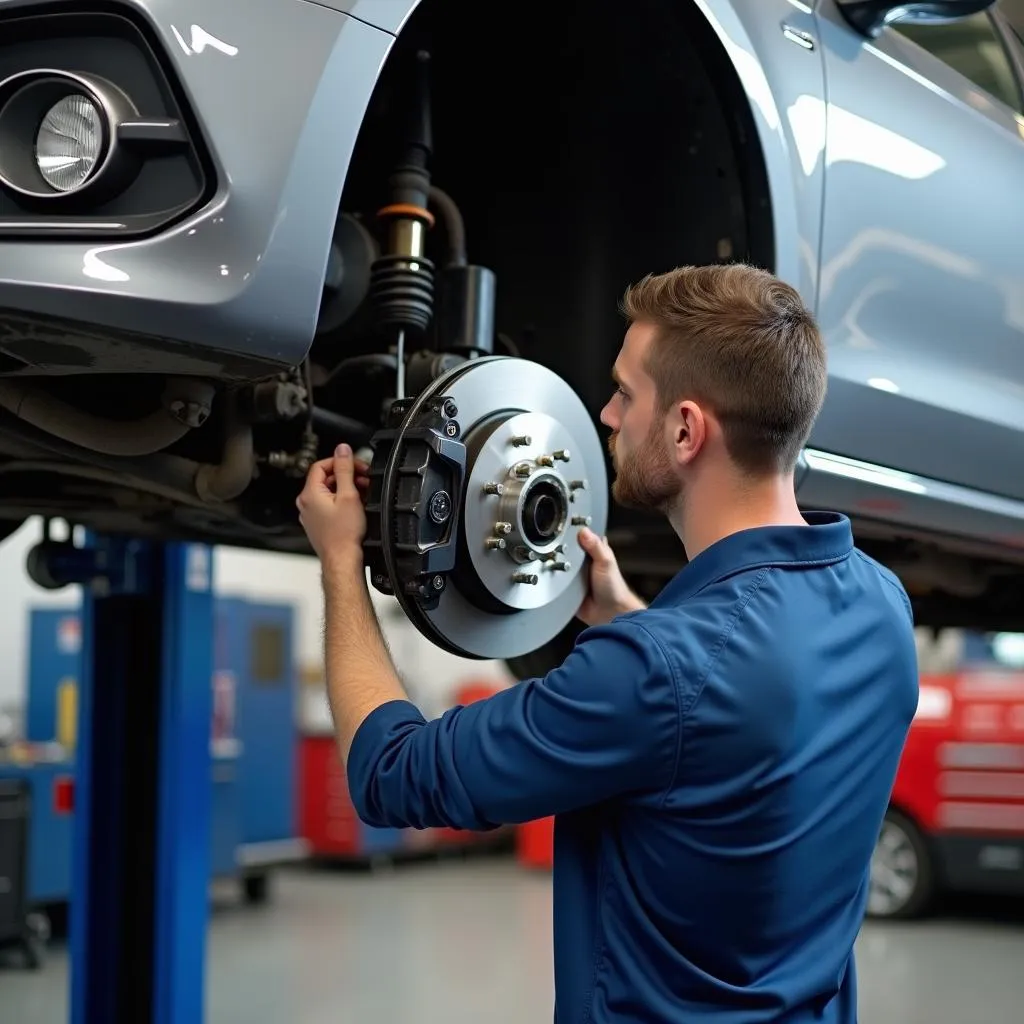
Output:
top-left (3, 855), bottom-right (1023, 1023)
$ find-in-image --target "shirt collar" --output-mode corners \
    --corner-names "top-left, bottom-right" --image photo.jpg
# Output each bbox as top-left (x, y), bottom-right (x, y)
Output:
top-left (648, 511), bottom-right (854, 608)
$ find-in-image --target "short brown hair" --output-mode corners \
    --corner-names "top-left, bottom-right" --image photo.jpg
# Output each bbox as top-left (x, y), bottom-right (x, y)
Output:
top-left (620, 263), bottom-right (827, 475)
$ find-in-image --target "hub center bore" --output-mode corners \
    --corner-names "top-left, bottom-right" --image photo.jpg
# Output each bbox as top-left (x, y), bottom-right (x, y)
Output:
top-left (521, 480), bottom-right (566, 546)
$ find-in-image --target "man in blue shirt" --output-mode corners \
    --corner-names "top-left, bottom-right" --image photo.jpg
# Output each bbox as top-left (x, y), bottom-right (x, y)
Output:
top-left (296, 263), bottom-right (919, 1022)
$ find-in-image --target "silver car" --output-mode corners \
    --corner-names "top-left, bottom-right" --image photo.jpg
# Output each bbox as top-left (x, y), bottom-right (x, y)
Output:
top-left (0, 0), bottom-right (1021, 672)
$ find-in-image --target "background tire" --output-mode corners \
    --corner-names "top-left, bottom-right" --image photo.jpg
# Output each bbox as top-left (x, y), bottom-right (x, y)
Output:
top-left (503, 618), bottom-right (586, 681)
top-left (866, 808), bottom-right (936, 920)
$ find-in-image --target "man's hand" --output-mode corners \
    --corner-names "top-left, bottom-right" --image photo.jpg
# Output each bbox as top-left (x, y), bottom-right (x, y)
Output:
top-left (297, 443), bottom-right (371, 572)
top-left (576, 527), bottom-right (646, 627)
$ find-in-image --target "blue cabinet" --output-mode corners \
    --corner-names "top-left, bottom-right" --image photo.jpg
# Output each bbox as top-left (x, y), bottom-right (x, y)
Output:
top-left (215, 599), bottom-right (296, 852)
top-left (16, 596), bottom-right (300, 905)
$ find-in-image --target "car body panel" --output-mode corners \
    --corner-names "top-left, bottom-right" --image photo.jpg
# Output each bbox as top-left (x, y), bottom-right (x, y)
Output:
top-left (0, 0), bottom-right (394, 369)
top-left (300, 0), bottom-right (421, 36)
top-left (797, 447), bottom-right (1024, 556)
top-left (809, 1), bottom-right (1024, 504)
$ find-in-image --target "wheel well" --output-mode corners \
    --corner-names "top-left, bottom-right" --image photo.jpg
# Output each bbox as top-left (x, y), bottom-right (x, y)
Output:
top-left (314, 0), bottom-right (774, 435)
top-left (885, 803), bottom-right (922, 834)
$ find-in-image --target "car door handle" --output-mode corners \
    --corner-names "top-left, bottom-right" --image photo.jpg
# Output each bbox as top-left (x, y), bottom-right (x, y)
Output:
top-left (782, 23), bottom-right (817, 50)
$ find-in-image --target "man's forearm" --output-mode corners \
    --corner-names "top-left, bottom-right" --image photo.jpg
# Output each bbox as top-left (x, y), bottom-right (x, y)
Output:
top-left (321, 553), bottom-right (410, 764)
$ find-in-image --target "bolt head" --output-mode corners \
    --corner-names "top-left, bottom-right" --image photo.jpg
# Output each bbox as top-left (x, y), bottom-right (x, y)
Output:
top-left (429, 490), bottom-right (452, 524)
top-left (443, 399), bottom-right (458, 418)
top-left (432, 574), bottom-right (445, 591)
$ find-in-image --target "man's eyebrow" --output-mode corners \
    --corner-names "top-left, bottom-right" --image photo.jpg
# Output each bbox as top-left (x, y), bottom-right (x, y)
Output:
top-left (612, 366), bottom-right (629, 390)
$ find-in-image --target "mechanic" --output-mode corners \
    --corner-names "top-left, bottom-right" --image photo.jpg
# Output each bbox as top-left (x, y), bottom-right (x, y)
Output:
top-left (296, 262), bottom-right (920, 1023)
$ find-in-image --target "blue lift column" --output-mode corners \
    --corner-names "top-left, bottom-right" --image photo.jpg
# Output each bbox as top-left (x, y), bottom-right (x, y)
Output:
top-left (30, 534), bottom-right (215, 1024)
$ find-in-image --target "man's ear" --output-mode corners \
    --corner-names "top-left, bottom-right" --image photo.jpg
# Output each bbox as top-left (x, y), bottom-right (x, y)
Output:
top-left (673, 401), bottom-right (706, 465)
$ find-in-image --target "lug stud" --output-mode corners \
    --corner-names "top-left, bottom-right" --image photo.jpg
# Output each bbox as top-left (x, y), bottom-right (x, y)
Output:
top-left (493, 521), bottom-right (512, 535)
top-left (512, 572), bottom-right (539, 585)
top-left (536, 454), bottom-right (554, 467)
top-left (510, 435), bottom-right (532, 447)
top-left (569, 479), bottom-right (587, 490)
top-left (553, 449), bottom-right (571, 462)
top-left (551, 560), bottom-right (571, 572)
top-left (485, 538), bottom-right (507, 551)
top-left (514, 462), bottom-right (532, 478)
top-left (571, 515), bottom-right (591, 526)
top-left (482, 482), bottom-right (504, 495)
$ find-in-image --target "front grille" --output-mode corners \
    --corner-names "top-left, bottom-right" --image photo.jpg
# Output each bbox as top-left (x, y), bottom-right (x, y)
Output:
top-left (0, 3), bottom-right (215, 240)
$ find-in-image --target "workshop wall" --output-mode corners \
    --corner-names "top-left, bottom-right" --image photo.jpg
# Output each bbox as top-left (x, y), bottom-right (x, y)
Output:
top-left (0, 517), bottom-right (513, 718)
top-left (213, 545), bottom-right (514, 720)
top-left (0, 519), bottom-right (81, 710)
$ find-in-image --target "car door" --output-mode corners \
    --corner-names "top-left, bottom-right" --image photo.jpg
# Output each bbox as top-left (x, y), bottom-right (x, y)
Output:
top-left (808, 2), bottom-right (1024, 504)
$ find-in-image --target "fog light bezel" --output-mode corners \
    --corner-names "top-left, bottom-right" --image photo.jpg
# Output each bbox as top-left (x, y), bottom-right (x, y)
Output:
top-left (0, 68), bottom-right (140, 204)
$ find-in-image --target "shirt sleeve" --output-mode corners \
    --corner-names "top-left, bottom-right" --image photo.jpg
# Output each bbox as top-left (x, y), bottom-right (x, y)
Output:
top-left (344, 618), bottom-right (680, 831)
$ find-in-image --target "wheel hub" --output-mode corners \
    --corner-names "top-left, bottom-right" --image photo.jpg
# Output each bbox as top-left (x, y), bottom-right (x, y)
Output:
top-left (363, 356), bottom-right (608, 659)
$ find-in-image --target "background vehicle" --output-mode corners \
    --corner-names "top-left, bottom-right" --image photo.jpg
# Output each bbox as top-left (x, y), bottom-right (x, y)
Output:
top-left (0, 0), bottom-right (1023, 670)
top-left (868, 631), bottom-right (1024, 919)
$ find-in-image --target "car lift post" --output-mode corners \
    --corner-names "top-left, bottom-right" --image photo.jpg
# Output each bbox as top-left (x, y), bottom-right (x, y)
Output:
top-left (37, 534), bottom-right (215, 1024)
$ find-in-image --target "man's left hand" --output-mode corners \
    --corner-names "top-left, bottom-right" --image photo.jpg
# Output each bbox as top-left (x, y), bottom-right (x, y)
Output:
top-left (297, 443), bottom-right (371, 571)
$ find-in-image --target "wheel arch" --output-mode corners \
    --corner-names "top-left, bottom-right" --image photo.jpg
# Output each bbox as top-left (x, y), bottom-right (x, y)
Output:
top-left (315, 0), bottom-right (805, 422)
top-left (684, 0), bottom-right (816, 299)
top-left (357, 0), bottom-right (816, 298)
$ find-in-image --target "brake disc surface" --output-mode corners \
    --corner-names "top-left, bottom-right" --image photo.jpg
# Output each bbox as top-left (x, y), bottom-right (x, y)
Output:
top-left (364, 356), bottom-right (608, 660)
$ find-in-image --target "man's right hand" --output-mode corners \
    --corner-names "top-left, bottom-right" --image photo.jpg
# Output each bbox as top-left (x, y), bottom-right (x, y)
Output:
top-left (576, 527), bottom-right (647, 627)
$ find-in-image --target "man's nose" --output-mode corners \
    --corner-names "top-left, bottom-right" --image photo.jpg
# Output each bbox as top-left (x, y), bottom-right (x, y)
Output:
top-left (600, 400), bottom-right (615, 429)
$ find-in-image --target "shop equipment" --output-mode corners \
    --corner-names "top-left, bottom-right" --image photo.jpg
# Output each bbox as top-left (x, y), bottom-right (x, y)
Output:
top-left (18, 594), bottom-right (302, 913)
top-left (15, 532), bottom-right (304, 1024)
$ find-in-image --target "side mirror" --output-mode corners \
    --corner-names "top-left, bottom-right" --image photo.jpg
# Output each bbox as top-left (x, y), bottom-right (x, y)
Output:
top-left (836, 0), bottom-right (997, 39)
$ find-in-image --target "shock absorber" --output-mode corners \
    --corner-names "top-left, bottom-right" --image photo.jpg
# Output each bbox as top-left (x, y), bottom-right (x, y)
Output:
top-left (369, 50), bottom-right (437, 398)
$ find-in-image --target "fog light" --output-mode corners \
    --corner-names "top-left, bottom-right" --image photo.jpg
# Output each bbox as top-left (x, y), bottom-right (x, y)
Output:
top-left (35, 94), bottom-right (103, 192)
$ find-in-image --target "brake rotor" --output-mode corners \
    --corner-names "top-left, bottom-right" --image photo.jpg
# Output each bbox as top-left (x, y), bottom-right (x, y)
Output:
top-left (364, 356), bottom-right (608, 660)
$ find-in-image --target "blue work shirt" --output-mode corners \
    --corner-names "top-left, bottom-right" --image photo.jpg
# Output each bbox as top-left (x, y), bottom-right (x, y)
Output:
top-left (347, 511), bottom-right (919, 1022)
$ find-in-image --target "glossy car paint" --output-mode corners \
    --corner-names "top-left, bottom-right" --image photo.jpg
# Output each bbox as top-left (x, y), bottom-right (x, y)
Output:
top-left (811, 1), bottom-right (1024, 506)
top-left (0, 0), bottom-right (1021, 554)
top-left (0, 0), bottom-right (395, 366)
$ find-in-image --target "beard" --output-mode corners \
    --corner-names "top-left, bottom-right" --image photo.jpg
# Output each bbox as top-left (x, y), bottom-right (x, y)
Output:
top-left (608, 423), bottom-right (682, 516)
